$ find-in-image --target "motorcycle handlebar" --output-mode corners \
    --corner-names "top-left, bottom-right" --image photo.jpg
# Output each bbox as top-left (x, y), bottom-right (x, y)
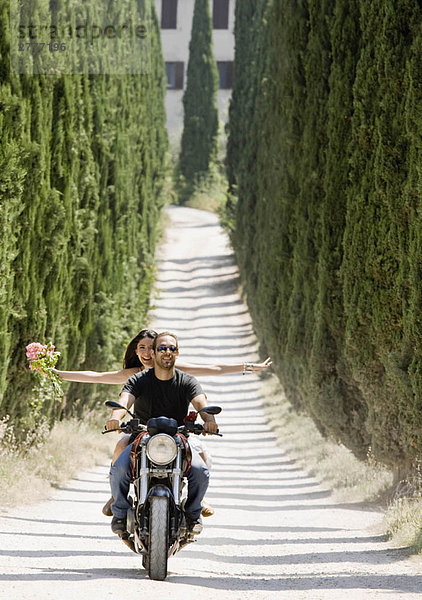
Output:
top-left (102, 421), bottom-right (222, 437)
top-left (179, 422), bottom-right (222, 437)
top-left (102, 420), bottom-right (147, 435)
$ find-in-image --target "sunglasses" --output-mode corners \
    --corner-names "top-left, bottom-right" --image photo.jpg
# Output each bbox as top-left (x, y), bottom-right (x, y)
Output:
top-left (156, 345), bottom-right (178, 353)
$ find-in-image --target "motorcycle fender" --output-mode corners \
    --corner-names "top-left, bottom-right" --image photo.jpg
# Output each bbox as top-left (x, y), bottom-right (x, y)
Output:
top-left (147, 484), bottom-right (173, 500)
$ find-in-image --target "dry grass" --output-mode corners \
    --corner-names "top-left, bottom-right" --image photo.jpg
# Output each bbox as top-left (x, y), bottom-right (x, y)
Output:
top-left (383, 467), bottom-right (422, 553)
top-left (0, 412), bottom-right (115, 507)
top-left (385, 498), bottom-right (422, 553)
top-left (185, 194), bottom-right (225, 214)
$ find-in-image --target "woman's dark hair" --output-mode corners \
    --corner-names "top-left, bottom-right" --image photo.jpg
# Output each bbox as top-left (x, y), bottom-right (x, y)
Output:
top-left (123, 329), bottom-right (157, 369)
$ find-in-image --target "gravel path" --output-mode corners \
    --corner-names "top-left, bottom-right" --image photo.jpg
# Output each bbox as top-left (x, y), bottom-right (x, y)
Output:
top-left (0, 206), bottom-right (421, 599)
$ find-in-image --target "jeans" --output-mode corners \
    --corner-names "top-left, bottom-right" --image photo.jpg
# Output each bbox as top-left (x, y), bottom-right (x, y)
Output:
top-left (110, 442), bottom-right (209, 521)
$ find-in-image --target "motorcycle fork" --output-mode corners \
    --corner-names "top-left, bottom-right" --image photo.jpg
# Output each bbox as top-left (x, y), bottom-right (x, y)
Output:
top-left (134, 439), bottom-right (149, 539)
top-left (170, 444), bottom-right (184, 539)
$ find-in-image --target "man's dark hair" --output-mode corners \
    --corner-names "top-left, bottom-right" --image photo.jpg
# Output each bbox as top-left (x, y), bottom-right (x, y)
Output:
top-left (153, 331), bottom-right (179, 351)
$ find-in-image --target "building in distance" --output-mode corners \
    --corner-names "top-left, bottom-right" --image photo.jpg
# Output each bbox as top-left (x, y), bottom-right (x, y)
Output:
top-left (154, 0), bottom-right (235, 145)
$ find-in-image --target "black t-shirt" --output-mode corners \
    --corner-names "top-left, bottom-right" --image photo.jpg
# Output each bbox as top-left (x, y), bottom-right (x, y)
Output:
top-left (122, 368), bottom-right (203, 425)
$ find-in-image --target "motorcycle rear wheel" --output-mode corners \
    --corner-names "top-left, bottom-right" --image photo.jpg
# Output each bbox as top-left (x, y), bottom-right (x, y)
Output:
top-left (148, 496), bottom-right (169, 581)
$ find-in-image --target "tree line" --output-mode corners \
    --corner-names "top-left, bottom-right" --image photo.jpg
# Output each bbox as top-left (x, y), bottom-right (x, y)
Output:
top-left (0, 0), bottom-right (168, 431)
top-left (226, 0), bottom-right (422, 477)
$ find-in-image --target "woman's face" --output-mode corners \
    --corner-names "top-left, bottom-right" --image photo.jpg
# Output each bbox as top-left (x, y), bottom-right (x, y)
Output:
top-left (135, 336), bottom-right (155, 369)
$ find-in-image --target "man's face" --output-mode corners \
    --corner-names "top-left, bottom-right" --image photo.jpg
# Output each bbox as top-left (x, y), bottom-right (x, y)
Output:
top-left (153, 335), bottom-right (179, 370)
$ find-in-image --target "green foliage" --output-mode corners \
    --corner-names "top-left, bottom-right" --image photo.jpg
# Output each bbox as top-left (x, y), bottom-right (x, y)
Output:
top-left (227, 0), bottom-right (422, 473)
top-left (178, 0), bottom-right (219, 200)
top-left (225, 0), bottom-right (268, 265)
top-left (0, 0), bottom-right (168, 431)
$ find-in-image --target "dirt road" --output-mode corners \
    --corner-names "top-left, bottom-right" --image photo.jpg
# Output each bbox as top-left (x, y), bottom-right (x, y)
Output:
top-left (0, 206), bottom-right (421, 599)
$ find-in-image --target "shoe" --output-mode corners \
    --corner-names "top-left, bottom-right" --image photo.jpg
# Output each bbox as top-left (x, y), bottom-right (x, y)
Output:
top-left (102, 496), bottom-right (114, 517)
top-left (201, 499), bottom-right (215, 518)
top-left (111, 516), bottom-right (128, 537)
top-left (186, 516), bottom-right (203, 535)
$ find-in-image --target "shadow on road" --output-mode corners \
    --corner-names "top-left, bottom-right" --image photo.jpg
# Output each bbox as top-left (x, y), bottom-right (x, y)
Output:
top-left (168, 573), bottom-right (422, 594)
top-left (1, 567), bottom-right (420, 595)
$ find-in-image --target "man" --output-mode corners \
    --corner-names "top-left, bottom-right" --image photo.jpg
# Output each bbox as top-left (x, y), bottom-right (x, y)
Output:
top-left (106, 331), bottom-right (219, 536)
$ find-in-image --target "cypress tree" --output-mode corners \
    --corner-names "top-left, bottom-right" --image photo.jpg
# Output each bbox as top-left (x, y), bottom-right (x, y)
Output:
top-left (226, 0), bottom-right (266, 195)
top-left (308, 0), bottom-right (369, 458)
top-left (229, 0), bottom-right (310, 408)
top-left (0, 0), bottom-right (168, 428)
top-left (342, 0), bottom-right (422, 471)
top-left (403, 25), bottom-right (422, 461)
top-left (178, 0), bottom-right (219, 197)
top-left (283, 0), bottom-right (334, 412)
top-left (226, 0), bottom-right (268, 273)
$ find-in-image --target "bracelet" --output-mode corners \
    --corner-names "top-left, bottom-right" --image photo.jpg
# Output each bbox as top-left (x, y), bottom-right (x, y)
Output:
top-left (242, 363), bottom-right (254, 374)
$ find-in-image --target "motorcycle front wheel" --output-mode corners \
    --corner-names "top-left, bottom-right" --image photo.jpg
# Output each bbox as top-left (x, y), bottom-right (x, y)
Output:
top-left (148, 496), bottom-right (169, 581)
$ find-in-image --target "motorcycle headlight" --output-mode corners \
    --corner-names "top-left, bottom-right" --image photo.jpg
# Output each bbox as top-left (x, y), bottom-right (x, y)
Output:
top-left (146, 434), bottom-right (177, 465)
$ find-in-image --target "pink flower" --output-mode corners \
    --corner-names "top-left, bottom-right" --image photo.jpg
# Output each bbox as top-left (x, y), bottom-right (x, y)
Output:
top-left (25, 342), bottom-right (46, 359)
top-left (26, 343), bottom-right (43, 351)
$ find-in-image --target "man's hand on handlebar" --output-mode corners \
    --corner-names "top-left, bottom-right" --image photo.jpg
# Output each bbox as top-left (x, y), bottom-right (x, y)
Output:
top-left (105, 419), bottom-right (121, 432)
top-left (203, 421), bottom-right (219, 435)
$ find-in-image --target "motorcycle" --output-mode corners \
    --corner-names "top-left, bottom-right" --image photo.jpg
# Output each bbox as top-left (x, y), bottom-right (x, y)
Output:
top-left (103, 400), bottom-right (222, 580)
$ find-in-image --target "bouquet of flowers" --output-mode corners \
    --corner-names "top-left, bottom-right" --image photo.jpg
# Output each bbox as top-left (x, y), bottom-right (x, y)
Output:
top-left (26, 341), bottom-right (63, 398)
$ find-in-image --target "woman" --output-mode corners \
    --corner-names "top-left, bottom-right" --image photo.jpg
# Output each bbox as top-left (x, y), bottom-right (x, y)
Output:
top-left (54, 328), bottom-right (271, 517)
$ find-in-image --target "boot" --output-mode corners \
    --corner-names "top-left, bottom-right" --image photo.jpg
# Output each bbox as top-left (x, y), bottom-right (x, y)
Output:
top-left (102, 496), bottom-right (114, 517)
top-left (201, 499), bottom-right (215, 517)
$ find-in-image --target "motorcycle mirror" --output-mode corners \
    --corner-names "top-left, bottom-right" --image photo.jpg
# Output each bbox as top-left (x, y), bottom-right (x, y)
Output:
top-left (198, 405), bottom-right (222, 415)
top-left (105, 400), bottom-right (135, 418)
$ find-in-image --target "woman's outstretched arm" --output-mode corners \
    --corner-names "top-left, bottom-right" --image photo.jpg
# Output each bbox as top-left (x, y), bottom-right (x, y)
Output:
top-left (52, 367), bottom-right (140, 384)
top-left (175, 357), bottom-right (272, 377)
top-left (52, 357), bottom-right (272, 383)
